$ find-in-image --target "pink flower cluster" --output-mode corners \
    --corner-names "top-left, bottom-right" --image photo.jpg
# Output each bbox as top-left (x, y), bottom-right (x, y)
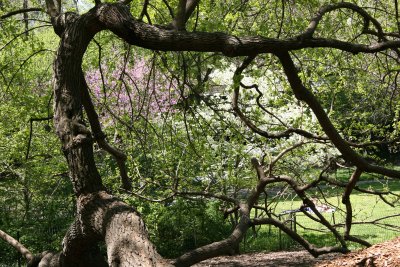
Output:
top-left (86, 58), bottom-right (180, 121)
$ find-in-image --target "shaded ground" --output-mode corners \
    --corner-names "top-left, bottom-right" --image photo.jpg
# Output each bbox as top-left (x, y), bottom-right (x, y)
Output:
top-left (316, 237), bottom-right (400, 267)
top-left (193, 250), bottom-right (340, 267)
top-left (194, 237), bottom-right (400, 267)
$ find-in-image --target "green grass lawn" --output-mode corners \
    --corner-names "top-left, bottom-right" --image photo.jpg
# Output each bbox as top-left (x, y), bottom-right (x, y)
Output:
top-left (241, 179), bottom-right (400, 253)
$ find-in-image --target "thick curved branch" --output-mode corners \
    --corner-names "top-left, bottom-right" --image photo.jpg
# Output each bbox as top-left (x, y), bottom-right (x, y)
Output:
top-left (0, 7), bottom-right (43, 19)
top-left (94, 3), bottom-right (400, 57)
top-left (173, 159), bottom-right (275, 266)
top-left (0, 229), bottom-right (33, 262)
top-left (276, 51), bottom-right (400, 179)
top-left (171, 0), bottom-right (187, 30)
top-left (302, 2), bottom-right (384, 40)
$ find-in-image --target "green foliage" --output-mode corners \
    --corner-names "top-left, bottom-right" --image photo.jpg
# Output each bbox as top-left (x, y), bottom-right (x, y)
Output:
top-left (1, 0), bottom-right (400, 266)
top-left (0, 4), bottom-right (73, 265)
top-left (146, 199), bottom-right (232, 258)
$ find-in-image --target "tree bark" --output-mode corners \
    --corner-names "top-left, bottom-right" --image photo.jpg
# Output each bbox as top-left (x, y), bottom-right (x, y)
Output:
top-left (21, 1), bottom-right (400, 266)
top-left (42, 5), bottom-right (169, 267)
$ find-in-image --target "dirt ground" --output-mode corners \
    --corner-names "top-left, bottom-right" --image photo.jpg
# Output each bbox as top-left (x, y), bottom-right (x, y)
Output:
top-left (193, 237), bottom-right (400, 267)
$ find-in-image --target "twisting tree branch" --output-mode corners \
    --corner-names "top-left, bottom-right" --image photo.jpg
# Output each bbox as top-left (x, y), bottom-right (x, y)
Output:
top-left (162, 0), bottom-right (175, 19)
top-left (232, 58), bottom-right (329, 141)
top-left (340, 168), bottom-right (371, 247)
top-left (1, 7), bottom-right (43, 20)
top-left (268, 141), bottom-right (309, 174)
top-left (80, 82), bottom-right (133, 191)
top-left (250, 217), bottom-right (348, 257)
top-left (276, 51), bottom-right (400, 179)
top-left (0, 229), bottom-right (33, 262)
top-left (301, 2), bottom-right (385, 40)
top-left (173, 157), bottom-right (275, 266)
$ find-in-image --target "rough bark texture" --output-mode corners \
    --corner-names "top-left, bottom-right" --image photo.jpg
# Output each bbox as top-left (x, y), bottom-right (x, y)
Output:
top-left (39, 3), bottom-right (169, 266)
top-left (2, 1), bottom-right (399, 266)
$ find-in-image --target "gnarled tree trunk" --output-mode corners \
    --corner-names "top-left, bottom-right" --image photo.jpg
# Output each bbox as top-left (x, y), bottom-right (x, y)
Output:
top-left (41, 4), bottom-right (169, 267)
top-left (2, 1), bottom-right (400, 266)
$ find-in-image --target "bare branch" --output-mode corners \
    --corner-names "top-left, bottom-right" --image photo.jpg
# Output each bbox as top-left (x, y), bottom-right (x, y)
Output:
top-left (270, 174), bottom-right (347, 246)
top-left (0, 229), bottom-right (33, 261)
top-left (269, 141), bottom-right (309, 173)
top-left (0, 7), bottom-right (42, 20)
top-left (162, 0), bottom-right (175, 19)
top-left (301, 2), bottom-right (385, 40)
top-left (276, 51), bottom-right (400, 179)
top-left (347, 137), bottom-right (400, 148)
top-left (232, 59), bottom-right (328, 141)
top-left (173, 159), bottom-right (275, 266)
top-left (174, 190), bottom-right (238, 204)
top-left (232, 56), bottom-right (291, 139)
top-left (122, 188), bottom-right (175, 203)
top-left (80, 83), bottom-right (132, 191)
top-left (341, 169), bottom-right (362, 242)
top-left (342, 168), bottom-right (362, 204)
top-left (321, 175), bottom-right (398, 200)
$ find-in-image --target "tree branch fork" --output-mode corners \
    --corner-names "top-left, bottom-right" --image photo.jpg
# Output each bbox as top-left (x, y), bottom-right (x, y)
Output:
top-left (2, 0), bottom-right (400, 266)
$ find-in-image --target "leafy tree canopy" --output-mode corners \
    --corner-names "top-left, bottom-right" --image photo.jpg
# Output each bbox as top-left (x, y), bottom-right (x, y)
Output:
top-left (0, 0), bottom-right (399, 266)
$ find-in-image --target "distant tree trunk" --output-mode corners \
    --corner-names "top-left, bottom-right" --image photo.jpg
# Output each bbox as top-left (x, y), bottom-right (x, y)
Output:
top-left (23, 0), bottom-right (28, 36)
